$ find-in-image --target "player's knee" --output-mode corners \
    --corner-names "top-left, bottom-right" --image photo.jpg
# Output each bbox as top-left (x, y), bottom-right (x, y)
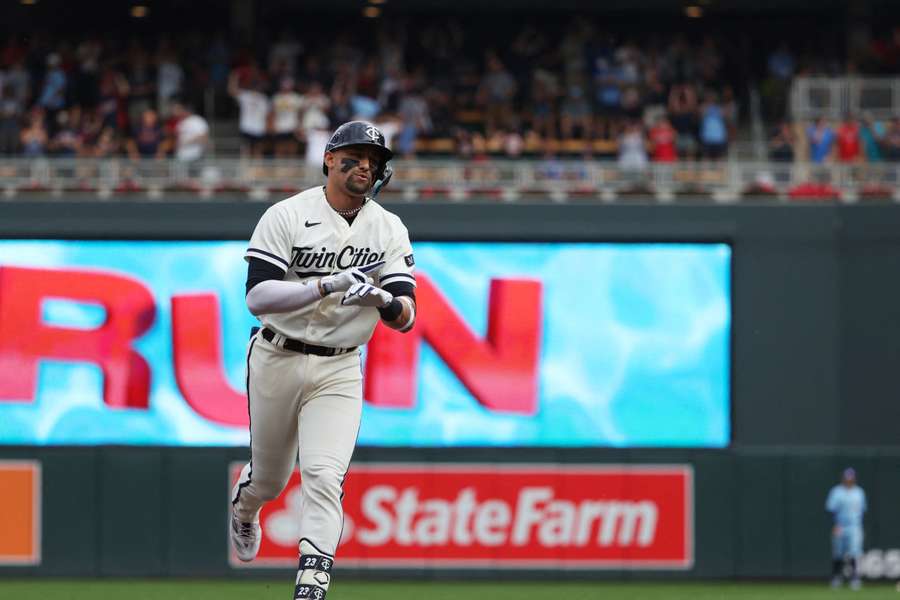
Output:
top-left (301, 463), bottom-right (343, 500)
top-left (255, 477), bottom-right (289, 502)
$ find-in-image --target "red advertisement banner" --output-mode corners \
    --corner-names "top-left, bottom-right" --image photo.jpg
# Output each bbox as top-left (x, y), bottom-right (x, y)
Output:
top-left (230, 463), bottom-right (692, 569)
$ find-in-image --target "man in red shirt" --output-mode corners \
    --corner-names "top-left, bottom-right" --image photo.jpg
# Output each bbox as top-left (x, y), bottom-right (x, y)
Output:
top-left (836, 114), bottom-right (862, 163)
top-left (649, 116), bottom-right (678, 162)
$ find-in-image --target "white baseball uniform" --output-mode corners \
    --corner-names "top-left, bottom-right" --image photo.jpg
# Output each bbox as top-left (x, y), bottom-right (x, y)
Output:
top-left (232, 185), bottom-right (415, 564)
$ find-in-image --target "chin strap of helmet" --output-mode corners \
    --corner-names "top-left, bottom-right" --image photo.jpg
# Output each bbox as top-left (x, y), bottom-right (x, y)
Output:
top-left (371, 164), bottom-right (393, 198)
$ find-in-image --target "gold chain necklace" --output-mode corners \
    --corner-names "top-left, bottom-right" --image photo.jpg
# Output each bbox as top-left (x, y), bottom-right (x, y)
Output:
top-left (334, 203), bottom-right (364, 217)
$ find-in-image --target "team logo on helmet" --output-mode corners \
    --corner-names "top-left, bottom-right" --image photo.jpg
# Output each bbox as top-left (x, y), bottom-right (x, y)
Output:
top-left (364, 125), bottom-right (381, 142)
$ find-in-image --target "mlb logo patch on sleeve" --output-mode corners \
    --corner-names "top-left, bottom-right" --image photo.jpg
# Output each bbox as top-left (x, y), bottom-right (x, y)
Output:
top-left (404, 254), bottom-right (415, 267)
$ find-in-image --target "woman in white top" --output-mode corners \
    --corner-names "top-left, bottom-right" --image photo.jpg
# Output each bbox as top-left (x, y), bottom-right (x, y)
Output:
top-left (618, 120), bottom-right (648, 172)
top-left (229, 70), bottom-right (270, 158)
top-left (271, 77), bottom-right (304, 157)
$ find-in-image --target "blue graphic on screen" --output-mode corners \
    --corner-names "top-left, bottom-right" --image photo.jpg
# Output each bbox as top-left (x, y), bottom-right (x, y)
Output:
top-left (0, 241), bottom-right (730, 447)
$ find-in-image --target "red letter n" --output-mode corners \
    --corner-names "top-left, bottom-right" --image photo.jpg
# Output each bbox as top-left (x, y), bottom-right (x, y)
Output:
top-left (364, 274), bottom-right (542, 414)
top-left (0, 266), bottom-right (155, 408)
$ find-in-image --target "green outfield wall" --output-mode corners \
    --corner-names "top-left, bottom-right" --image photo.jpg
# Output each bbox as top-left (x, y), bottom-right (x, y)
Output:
top-left (0, 446), bottom-right (898, 579)
top-left (1, 200), bottom-right (899, 579)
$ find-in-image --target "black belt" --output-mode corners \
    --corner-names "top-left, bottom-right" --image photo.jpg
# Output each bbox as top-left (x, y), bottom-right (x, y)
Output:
top-left (261, 327), bottom-right (356, 357)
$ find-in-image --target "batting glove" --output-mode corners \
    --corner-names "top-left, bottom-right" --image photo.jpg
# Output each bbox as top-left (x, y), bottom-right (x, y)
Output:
top-left (319, 268), bottom-right (372, 296)
top-left (340, 282), bottom-right (393, 308)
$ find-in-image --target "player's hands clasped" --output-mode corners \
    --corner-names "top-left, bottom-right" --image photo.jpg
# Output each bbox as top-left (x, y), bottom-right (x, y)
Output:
top-left (318, 260), bottom-right (385, 296)
top-left (340, 282), bottom-right (393, 308)
top-left (319, 268), bottom-right (372, 296)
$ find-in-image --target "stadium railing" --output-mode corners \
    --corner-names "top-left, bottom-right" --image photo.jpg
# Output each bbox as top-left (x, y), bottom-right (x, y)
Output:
top-left (0, 158), bottom-right (897, 202)
top-left (791, 76), bottom-right (900, 121)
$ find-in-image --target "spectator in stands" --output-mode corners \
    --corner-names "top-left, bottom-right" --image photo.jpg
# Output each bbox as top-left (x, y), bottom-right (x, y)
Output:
top-left (228, 70), bottom-right (270, 158)
top-left (299, 55), bottom-right (328, 89)
top-left (882, 118), bottom-right (900, 161)
top-left (125, 48), bottom-right (157, 131)
top-left (37, 53), bottom-right (67, 126)
top-left (860, 114), bottom-right (885, 162)
top-left (668, 83), bottom-right (698, 159)
top-left (298, 81), bottom-right (331, 135)
top-left (0, 85), bottom-right (22, 155)
top-left (648, 116), bottom-right (677, 162)
top-left (170, 99), bottom-right (208, 162)
top-left (377, 65), bottom-right (404, 115)
top-left (769, 120), bottom-right (795, 162)
top-left (699, 91), bottom-right (729, 160)
top-left (642, 69), bottom-right (668, 125)
top-left (20, 109), bottom-right (48, 157)
top-left (91, 127), bottom-right (119, 158)
top-left (620, 85), bottom-right (644, 123)
top-left (78, 109), bottom-right (104, 155)
top-left (592, 51), bottom-right (622, 140)
top-left (126, 109), bottom-right (165, 159)
top-left (618, 120), bottom-right (648, 172)
top-left (355, 58), bottom-right (381, 102)
top-left (97, 66), bottom-right (129, 131)
top-left (835, 114), bottom-right (862, 164)
top-left (157, 47), bottom-right (184, 119)
top-left (268, 30), bottom-right (303, 77)
top-left (48, 110), bottom-right (81, 157)
top-left (396, 79), bottom-right (432, 157)
top-left (424, 87), bottom-right (454, 140)
top-left (528, 76), bottom-right (556, 139)
top-left (3, 59), bottom-right (30, 110)
top-left (763, 43), bottom-right (795, 121)
top-left (721, 85), bottom-right (738, 140)
top-left (807, 117), bottom-right (836, 163)
top-left (559, 84), bottom-right (591, 140)
top-left (477, 53), bottom-right (517, 136)
top-left (270, 77), bottom-right (303, 157)
top-left (768, 43), bottom-right (796, 81)
top-left (329, 80), bottom-right (354, 126)
top-left (207, 33), bottom-right (231, 95)
top-left (71, 39), bottom-right (101, 115)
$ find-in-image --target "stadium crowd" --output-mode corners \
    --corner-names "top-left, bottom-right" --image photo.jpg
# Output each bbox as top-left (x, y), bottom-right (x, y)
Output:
top-left (1, 19), bottom-right (899, 163)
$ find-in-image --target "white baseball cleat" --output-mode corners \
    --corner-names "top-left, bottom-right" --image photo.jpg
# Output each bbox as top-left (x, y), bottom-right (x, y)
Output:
top-left (230, 512), bottom-right (261, 562)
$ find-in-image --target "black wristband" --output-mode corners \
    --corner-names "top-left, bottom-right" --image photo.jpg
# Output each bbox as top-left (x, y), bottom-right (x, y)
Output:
top-left (377, 297), bottom-right (403, 321)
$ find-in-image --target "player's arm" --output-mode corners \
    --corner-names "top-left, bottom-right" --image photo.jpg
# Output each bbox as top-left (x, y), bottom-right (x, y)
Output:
top-left (378, 281), bottom-right (416, 333)
top-left (340, 281), bottom-right (416, 333)
top-left (245, 258), bottom-right (382, 316)
top-left (341, 227), bottom-right (416, 332)
top-left (245, 258), bottom-right (318, 316)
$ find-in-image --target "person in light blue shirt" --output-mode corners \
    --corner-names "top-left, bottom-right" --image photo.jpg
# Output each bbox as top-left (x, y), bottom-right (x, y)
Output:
top-left (826, 468), bottom-right (866, 590)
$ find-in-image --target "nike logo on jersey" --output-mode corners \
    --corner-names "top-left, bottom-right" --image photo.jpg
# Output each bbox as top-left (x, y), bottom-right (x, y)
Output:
top-left (305, 220), bottom-right (321, 227)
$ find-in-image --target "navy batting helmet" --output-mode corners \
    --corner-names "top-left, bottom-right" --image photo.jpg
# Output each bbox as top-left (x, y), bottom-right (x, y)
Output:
top-left (322, 121), bottom-right (394, 179)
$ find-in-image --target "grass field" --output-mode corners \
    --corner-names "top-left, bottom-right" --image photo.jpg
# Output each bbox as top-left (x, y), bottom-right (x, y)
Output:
top-left (1, 581), bottom-right (898, 600)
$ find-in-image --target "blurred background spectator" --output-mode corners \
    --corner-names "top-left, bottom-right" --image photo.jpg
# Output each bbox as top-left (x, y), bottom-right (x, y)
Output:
top-left (860, 114), bottom-right (885, 162)
top-left (0, 2), bottom-right (896, 164)
top-left (270, 77), bottom-right (303, 157)
top-left (769, 121), bottom-right (796, 162)
top-left (171, 99), bottom-right (208, 162)
top-left (127, 109), bottom-right (164, 160)
top-left (807, 118), bottom-right (836, 164)
top-left (835, 115), bottom-right (862, 164)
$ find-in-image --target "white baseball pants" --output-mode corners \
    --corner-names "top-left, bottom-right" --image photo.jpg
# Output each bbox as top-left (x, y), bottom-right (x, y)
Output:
top-left (231, 331), bottom-right (363, 557)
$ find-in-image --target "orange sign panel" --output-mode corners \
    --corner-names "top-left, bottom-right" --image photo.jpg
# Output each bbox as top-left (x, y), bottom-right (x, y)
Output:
top-left (0, 461), bottom-right (41, 565)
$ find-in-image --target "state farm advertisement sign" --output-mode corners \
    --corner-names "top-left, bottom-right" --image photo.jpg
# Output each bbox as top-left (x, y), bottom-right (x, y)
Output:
top-left (230, 463), bottom-right (693, 569)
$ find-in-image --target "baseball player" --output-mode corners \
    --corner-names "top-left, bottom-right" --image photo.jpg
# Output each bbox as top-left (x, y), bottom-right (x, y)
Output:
top-left (826, 467), bottom-right (867, 590)
top-left (230, 121), bottom-right (416, 600)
